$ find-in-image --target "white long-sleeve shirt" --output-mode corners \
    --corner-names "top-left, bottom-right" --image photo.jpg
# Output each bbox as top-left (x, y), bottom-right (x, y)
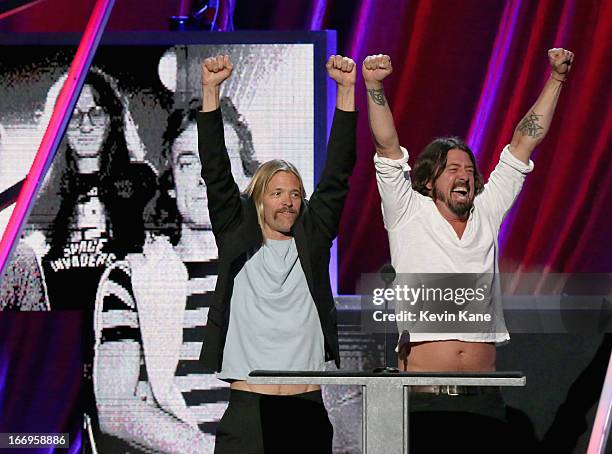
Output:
top-left (374, 145), bottom-right (533, 343)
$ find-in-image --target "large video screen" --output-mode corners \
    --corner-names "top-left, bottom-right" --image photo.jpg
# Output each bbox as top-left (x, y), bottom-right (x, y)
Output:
top-left (0, 32), bottom-right (339, 453)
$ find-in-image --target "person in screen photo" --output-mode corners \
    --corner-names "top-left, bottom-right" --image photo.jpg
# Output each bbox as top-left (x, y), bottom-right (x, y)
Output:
top-left (30, 67), bottom-right (144, 310)
top-left (22, 68), bottom-right (155, 454)
top-left (92, 101), bottom-right (259, 453)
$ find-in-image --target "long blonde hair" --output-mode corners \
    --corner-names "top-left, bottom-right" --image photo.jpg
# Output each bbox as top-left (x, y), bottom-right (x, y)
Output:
top-left (244, 159), bottom-right (306, 237)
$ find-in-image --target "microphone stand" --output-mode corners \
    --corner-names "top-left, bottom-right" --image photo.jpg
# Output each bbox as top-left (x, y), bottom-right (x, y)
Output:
top-left (374, 264), bottom-right (401, 373)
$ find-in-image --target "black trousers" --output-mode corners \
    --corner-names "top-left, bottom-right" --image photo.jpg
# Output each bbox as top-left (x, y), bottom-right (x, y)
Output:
top-left (409, 390), bottom-right (538, 453)
top-left (215, 389), bottom-right (333, 454)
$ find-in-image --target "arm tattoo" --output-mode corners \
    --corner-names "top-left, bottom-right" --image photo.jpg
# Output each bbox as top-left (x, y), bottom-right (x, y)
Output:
top-left (367, 87), bottom-right (387, 106)
top-left (517, 110), bottom-right (544, 138)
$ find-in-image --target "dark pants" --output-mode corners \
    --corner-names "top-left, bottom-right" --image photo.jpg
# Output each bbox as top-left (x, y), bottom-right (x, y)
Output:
top-left (409, 390), bottom-right (538, 453)
top-left (215, 389), bottom-right (333, 454)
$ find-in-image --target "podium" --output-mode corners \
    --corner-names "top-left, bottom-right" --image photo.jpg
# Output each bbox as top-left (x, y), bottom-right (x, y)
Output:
top-left (249, 370), bottom-right (526, 454)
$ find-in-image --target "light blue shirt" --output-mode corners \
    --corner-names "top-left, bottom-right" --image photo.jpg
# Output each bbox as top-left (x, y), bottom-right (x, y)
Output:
top-left (218, 238), bottom-right (325, 381)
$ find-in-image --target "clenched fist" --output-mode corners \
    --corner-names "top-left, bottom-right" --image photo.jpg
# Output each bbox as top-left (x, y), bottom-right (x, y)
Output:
top-left (362, 54), bottom-right (393, 86)
top-left (548, 48), bottom-right (574, 81)
top-left (326, 55), bottom-right (356, 87)
top-left (202, 54), bottom-right (233, 87)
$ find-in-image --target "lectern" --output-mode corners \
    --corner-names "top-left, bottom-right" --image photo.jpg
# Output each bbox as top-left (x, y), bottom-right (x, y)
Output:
top-left (248, 370), bottom-right (526, 454)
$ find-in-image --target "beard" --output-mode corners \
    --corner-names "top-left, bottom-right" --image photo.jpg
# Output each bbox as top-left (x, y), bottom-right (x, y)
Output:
top-left (432, 184), bottom-right (473, 218)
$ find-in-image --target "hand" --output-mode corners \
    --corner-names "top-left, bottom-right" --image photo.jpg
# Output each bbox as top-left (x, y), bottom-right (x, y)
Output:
top-left (548, 48), bottom-right (574, 80)
top-left (201, 55), bottom-right (233, 87)
top-left (326, 55), bottom-right (356, 87)
top-left (362, 54), bottom-right (393, 86)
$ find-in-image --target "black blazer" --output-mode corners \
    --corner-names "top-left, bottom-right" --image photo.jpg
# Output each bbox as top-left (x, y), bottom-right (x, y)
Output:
top-left (197, 107), bottom-right (357, 372)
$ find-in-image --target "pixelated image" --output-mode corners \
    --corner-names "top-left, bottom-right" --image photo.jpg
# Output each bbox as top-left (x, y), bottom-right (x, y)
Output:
top-left (0, 41), bottom-right (316, 453)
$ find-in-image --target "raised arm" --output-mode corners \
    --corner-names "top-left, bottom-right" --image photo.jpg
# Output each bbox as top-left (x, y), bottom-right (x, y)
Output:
top-left (363, 54), bottom-right (402, 159)
top-left (198, 55), bottom-right (242, 237)
top-left (509, 48), bottom-right (574, 164)
top-left (365, 54), bottom-right (422, 230)
top-left (308, 55), bottom-right (357, 239)
top-left (327, 55), bottom-right (356, 112)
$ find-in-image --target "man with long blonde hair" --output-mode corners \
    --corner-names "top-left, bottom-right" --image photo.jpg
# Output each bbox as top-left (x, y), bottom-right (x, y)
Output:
top-left (197, 54), bottom-right (356, 453)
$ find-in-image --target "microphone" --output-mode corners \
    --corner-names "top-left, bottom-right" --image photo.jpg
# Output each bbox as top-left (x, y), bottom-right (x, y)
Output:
top-left (380, 263), bottom-right (396, 286)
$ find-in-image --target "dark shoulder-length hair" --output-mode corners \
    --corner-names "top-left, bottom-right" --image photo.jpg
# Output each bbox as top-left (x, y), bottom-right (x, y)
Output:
top-left (103, 161), bottom-right (158, 256)
top-left (161, 97), bottom-right (260, 176)
top-left (412, 137), bottom-right (484, 197)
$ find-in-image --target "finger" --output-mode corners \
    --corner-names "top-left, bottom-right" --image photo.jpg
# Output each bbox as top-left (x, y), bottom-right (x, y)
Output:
top-left (363, 56), bottom-right (372, 70)
top-left (204, 58), bottom-right (215, 72)
top-left (367, 56), bottom-right (377, 70)
top-left (563, 50), bottom-right (572, 66)
top-left (373, 56), bottom-right (381, 68)
top-left (326, 55), bottom-right (335, 69)
top-left (341, 57), bottom-right (349, 72)
top-left (210, 57), bottom-right (219, 72)
top-left (346, 58), bottom-right (355, 73)
top-left (334, 55), bottom-right (343, 69)
top-left (216, 54), bottom-right (225, 70)
top-left (223, 54), bottom-right (231, 69)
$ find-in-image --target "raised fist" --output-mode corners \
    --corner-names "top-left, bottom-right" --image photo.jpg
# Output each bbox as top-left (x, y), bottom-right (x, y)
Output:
top-left (548, 48), bottom-right (574, 79)
top-left (201, 55), bottom-right (233, 87)
top-left (362, 54), bottom-right (393, 85)
top-left (326, 55), bottom-right (356, 87)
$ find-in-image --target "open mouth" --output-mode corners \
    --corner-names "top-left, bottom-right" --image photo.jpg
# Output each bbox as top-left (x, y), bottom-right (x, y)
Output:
top-left (451, 187), bottom-right (469, 202)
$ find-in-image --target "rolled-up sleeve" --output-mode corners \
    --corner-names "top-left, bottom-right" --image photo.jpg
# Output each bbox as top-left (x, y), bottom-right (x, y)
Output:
top-left (374, 147), bottom-right (423, 230)
top-left (477, 145), bottom-right (534, 227)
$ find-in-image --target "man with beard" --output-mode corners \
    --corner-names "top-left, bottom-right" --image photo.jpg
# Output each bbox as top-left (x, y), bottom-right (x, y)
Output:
top-left (363, 49), bottom-right (573, 452)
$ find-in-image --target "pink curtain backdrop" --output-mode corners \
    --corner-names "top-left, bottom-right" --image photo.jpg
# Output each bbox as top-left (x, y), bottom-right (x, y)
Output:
top-left (1, 0), bottom-right (610, 293)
